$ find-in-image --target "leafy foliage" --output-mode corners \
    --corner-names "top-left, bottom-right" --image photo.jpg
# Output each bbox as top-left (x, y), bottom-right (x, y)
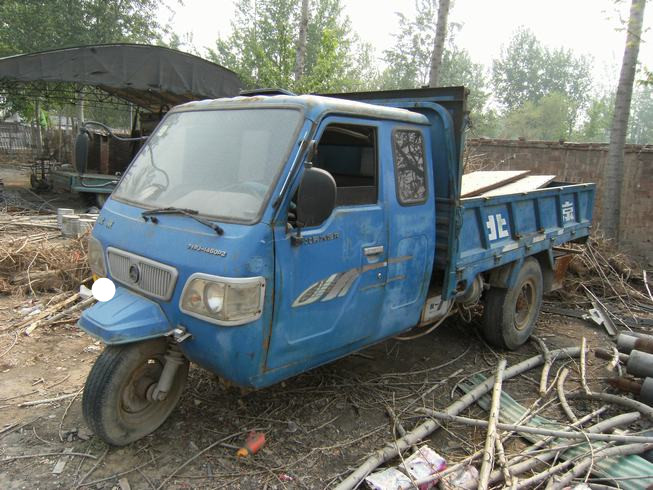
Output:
top-left (577, 93), bottom-right (615, 142)
top-left (627, 85), bottom-right (653, 144)
top-left (491, 27), bottom-right (593, 135)
top-left (0, 0), bottom-right (163, 57)
top-left (380, 0), bottom-right (491, 133)
top-left (0, 0), bottom-right (166, 124)
top-left (208, 0), bottom-right (375, 93)
top-left (499, 92), bottom-right (574, 141)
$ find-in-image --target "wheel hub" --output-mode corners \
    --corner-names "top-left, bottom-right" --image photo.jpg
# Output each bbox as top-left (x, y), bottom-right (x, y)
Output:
top-left (121, 359), bottom-right (162, 413)
top-left (514, 280), bottom-right (535, 331)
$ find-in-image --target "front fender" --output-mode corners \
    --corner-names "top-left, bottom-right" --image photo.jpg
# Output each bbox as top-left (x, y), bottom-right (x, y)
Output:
top-left (78, 287), bottom-right (172, 345)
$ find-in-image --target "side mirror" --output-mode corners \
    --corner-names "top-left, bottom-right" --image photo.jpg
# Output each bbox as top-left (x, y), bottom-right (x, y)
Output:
top-left (296, 167), bottom-right (337, 228)
top-left (75, 130), bottom-right (90, 174)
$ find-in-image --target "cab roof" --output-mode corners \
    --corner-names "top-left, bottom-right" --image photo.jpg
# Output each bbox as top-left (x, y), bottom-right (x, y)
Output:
top-left (172, 93), bottom-right (430, 125)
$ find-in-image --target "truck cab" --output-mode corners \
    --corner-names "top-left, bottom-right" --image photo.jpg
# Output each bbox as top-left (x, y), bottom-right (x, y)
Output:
top-left (78, 88), bottom-right (594, 446)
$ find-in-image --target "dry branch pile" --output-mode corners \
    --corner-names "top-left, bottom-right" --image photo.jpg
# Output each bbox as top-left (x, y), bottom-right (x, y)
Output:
top-left (337, 341), bottom-right (653, 490)
top-left (0, 211), bottom-right (89, 295)
top-left (566, 233), bottom-right (645, 303)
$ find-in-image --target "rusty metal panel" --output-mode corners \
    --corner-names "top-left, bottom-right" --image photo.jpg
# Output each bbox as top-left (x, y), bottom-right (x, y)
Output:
top-left (552, 252), bottom-right (574, 290)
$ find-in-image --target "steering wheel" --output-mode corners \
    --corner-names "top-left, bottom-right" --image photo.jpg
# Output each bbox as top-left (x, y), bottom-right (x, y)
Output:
top-left (139, 182), bottom-right (167, 200)
top-left (221, 181), bottom-right (267, 198)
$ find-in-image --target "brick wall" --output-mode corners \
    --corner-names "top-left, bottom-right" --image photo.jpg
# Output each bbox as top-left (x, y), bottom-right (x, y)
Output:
top-left (467, 138), bottom-right (653, 262)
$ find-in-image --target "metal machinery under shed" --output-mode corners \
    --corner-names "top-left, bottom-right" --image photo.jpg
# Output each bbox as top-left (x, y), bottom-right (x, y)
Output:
top-left (0, 44), bottom-right (242, 204)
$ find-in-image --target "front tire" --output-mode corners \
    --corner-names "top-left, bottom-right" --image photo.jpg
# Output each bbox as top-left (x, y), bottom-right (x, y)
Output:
top-left (481, 258), bottom-right (543, 350)
top-left (82, 339), bottom-right (189, 446)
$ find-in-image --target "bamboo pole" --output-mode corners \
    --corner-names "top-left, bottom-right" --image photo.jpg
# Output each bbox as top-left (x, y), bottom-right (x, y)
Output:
top-left (520, 443), bottom-right (653, 490)
top-left (567, 391), bottom-right (653, 420)
top-left (557, 368), bottom-right (579, 423)
top-left (533, 336), bottom-right (552, 397)
top-left (478, 358), bottom-right (506, 490)
top-left (416, 409), bottom-right (653, 443)
top-left (475, 411), bottom-right (639, 489)
top-left (334, 347), bottom-right (581, 490)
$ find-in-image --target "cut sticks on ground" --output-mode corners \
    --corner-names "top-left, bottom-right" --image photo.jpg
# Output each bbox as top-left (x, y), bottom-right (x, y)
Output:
top-left (532, 336), bottom-right (552, 397)
top-left (547, 442), bottom-right (653, 490)
top-left (580, 337), bottom-right (590, 394)
top-left (478, 358), bottom-right (506, 490)
top-left (567, 391), bottom-right (653, 420)
top-left (334, 346), bottom-right (581, 490)
top-left (518, 442), bottom-right (653, 490)
top-left (407, 404), bottom-right (609, 490)
top-left (415, 410), bottom-right (653, 444)
top-left (24, 297), bottom-right (95, 335)
top-left (458, 411), bottom-right (640, 489)
top-left (386, 405), bottom-right (418, 454)
top-left (557, 367), bottom-right (579, 423)
top-left (18, 393), bottom-right (79, 408)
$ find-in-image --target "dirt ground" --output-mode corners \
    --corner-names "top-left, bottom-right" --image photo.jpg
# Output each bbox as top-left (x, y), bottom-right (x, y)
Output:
top-left (0, 292), bottom-right (620, 490)
top-left (0, 165), bottom-right (649, 489)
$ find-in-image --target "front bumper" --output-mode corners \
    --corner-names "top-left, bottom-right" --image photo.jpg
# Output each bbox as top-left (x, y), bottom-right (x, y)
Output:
top-left (78, 287), bottom-right (172, 345)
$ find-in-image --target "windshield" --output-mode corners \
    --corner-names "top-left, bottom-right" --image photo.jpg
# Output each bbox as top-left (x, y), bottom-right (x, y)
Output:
top-left (113, 108), bottom-right (303, 222)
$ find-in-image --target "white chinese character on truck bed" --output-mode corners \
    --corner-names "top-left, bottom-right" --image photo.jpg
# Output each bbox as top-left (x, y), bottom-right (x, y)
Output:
top-left (562, 201), bottom-right (575, 222)
top-left (486, 213), bottom-right (510, 241)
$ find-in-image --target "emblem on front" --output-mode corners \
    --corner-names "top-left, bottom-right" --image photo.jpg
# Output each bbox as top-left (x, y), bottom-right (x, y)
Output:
top-left (128, 264), bottom-right (140, 283)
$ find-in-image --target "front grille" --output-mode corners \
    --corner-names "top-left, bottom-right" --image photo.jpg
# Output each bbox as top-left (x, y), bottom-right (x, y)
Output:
top-left (106, 247), bottom-right (178, 301)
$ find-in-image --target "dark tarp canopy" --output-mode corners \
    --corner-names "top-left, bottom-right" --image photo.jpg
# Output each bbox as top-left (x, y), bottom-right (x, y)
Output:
top-left (0, 44), bottom-right (242, 111)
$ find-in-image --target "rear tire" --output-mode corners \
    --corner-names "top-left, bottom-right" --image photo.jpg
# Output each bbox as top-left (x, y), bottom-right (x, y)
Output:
top-left (481, 258), bottom-right (543, 350)
top-left (82, 338), bottom-right (188, 446)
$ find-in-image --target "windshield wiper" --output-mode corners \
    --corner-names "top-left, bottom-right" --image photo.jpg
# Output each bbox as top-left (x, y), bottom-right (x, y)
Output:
top-left (142, 207), bottom-right (224, 235)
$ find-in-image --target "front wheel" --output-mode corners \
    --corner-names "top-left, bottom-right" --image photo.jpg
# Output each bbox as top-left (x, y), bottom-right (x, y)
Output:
top-left (82, 338), bottom-right (189, 446)
top-left (481, 258), bottom-right (543, 350)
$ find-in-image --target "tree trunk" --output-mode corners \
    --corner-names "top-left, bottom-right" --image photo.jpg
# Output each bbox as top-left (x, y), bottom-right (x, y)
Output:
top-left (428, 0), bottom-right (450, 87)
top-left (294, 0), bottom-right (309, 83)
top-left (602, 0), bottom-right (646, 242)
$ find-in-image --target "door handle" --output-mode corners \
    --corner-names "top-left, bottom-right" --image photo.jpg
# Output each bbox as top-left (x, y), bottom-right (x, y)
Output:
top-left (364, 245), bottom-right (384, 257)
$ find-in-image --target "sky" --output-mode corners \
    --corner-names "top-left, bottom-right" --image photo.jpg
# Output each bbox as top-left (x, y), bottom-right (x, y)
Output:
top-left (161, 0), bottom-right (653, 90)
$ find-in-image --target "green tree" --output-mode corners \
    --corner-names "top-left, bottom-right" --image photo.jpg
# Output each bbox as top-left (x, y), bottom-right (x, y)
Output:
top-left (0, 0), bottom-right (167, 125)
top-left (500, 92), bottom-right (574, 141)
top-left (492, 27), bottom-right (592, 135)
top-left (0, 0), bottom-right (164, 57)
top-left (628, 86), bottom-right (653, 144)
top-left (209, 0), bottom-right (372, 93)
top-left (577, 93), bottom-right (614, 142)
top-left (380, 0), bottom-right (490, 130)
top-left (381, 0), bottom-right (438, 89)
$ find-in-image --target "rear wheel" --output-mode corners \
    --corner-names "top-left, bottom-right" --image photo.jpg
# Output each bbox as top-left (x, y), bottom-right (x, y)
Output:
top-left (82, 338), bottom-right (188, 446)
top-left (481, 258), bottom-right (543, 350)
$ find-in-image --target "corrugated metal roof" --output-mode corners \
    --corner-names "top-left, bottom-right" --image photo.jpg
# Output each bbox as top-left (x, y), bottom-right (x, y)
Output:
top-left (460, 374), bottom-right (653, 490)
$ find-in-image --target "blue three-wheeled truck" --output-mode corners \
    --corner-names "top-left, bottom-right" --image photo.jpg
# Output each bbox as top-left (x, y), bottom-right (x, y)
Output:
top-left (77, 87), bottom-right (595, 445)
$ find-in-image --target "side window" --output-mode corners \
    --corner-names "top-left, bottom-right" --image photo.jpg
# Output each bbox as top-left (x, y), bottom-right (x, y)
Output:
top-left (393, 129), bottom-right (427, 205)
top-left (313, 123), bottom-right (377, 206)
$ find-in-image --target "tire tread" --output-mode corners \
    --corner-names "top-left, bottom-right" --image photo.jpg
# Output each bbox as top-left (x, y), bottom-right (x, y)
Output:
top-left (82, 345), bottom-right (126, 444)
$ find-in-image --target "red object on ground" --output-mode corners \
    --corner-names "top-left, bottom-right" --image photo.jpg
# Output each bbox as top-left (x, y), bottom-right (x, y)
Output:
top-left (236, 431), bottom-right (266, 457)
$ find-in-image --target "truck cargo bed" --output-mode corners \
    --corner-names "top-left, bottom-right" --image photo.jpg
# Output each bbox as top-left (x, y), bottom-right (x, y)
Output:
top-left (441, 181), bottom-right (596, 298)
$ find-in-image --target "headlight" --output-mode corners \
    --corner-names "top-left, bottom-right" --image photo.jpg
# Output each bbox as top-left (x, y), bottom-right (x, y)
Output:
top-left (87, 236), bottom-right (106, 277)
top-left (180, 273), bottom-right (265, 326)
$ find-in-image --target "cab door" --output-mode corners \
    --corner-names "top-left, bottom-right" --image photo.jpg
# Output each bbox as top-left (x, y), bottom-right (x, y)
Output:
top-left (266, 118), bottom-right (388, 370)
top-left (378, 125), bottom-right (436, 332)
